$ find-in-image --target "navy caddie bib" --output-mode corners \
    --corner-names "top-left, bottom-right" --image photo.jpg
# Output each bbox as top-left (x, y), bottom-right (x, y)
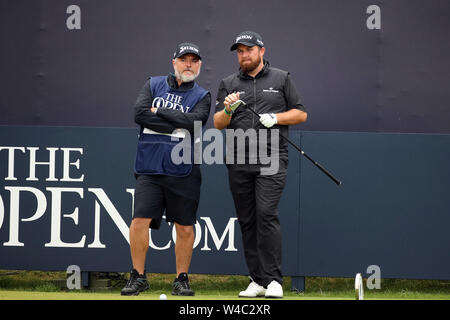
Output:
top-left (134, 76), bottom-right (208, 177)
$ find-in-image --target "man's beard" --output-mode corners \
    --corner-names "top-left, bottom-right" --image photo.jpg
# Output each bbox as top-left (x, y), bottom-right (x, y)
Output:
top-left (240, 55), bottom-right (262, 73)
top-left (175, 68), bottom-right (200, 83)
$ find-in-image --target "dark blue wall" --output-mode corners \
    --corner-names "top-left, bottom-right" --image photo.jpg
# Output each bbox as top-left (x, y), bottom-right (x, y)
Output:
top-left (0, 126), bottom-right (449, 280)
top-left (298, 131), bottom-right (450, 279)
top-left (1, 0), bottom-right (450, 132)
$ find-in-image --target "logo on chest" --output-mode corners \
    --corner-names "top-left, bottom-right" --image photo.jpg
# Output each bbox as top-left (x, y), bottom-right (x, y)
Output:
top-left (263, 87), bottom-right (279, 93)
top-left (152, 93), bottom-right (190, 113)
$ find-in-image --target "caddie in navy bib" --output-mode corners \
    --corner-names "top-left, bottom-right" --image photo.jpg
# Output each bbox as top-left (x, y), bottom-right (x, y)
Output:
top-left (134, 76), bottom-right (208, 176)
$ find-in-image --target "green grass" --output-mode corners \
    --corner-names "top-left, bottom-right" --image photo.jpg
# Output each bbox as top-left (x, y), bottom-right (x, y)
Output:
top-left (1, 270), bottom-right (450, 300)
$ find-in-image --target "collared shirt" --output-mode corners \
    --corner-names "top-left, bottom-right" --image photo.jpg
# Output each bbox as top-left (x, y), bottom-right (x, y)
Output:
top-left (216, 60), bottom-right (305, 161)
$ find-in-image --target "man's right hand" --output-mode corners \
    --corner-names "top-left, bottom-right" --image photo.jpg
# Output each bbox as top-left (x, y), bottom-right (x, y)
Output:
top-left (223, 92), bottom-right (240, 113)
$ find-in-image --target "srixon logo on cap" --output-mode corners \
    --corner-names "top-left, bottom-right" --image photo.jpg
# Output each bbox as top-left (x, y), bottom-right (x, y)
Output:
top-left (180, 46), bottom-right (199, 53)
top-left (236, 35), bottom-right (252, 42)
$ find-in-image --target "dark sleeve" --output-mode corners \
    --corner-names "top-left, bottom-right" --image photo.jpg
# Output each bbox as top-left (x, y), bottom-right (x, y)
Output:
top-left (155, 92), bottom-right (211, 135)
top-left (134, 79), bottom-right (178, 133)
top-left (284, 73), bottom-right (306, 112)
top-left (215, 79), bottom-right (229, 114)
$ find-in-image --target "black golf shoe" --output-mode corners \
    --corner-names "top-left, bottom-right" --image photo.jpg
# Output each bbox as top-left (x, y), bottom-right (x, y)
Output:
top-left (120, 269), bottom-right (149, 296)
top-left (172, 273), bottom-right (195, 296)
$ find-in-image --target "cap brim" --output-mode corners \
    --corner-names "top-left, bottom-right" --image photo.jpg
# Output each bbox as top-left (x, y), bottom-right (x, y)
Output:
top-left (230, 41), bottom-right (258, 51)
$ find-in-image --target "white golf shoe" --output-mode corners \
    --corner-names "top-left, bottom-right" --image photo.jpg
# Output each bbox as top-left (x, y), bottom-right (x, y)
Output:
top-left (265, 280), bottom-right (283, 298)
top-left (238, 281), bottom-right (266, 298)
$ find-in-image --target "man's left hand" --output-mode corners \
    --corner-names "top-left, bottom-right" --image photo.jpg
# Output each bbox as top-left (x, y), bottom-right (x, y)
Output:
top-left (259, 113), bottom-right (278, 128)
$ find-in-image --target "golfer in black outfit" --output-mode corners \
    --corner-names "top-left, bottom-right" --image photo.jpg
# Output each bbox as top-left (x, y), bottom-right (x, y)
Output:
top-left (214, 31), bottom-right (307, 298)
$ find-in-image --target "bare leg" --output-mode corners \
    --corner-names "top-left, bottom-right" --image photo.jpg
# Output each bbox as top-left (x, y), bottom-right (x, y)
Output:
top-left (174, 223), bottom-right (195, 277)
top-left (129, 217), bottom-right (151, 275)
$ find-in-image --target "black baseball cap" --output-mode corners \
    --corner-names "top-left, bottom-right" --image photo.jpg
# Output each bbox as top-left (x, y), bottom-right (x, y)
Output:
top-left (230, 31), bottom-right (265, 51)
top-left (173, 42), bottom-right (202, 60)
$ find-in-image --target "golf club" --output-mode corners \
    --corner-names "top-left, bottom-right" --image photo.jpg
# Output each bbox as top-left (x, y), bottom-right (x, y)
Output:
top-left (230, 99), bottom-right (342, 186)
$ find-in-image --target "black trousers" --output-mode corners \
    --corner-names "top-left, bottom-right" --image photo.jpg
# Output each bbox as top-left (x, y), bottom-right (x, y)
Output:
top-left (227, 159), bottom-right (288, 287)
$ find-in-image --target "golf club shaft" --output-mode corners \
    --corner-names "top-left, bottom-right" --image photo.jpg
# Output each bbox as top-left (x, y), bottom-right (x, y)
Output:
top-left (246, 106), bottom-right (342, 185)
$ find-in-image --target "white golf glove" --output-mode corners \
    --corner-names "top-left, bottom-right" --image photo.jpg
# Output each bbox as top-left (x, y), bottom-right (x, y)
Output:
top-left (259, 113), bottom-right (278, 128)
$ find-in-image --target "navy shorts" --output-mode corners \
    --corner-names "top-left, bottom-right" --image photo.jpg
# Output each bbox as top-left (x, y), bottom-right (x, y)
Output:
top-left (133, 165), bottom-right (201, 228)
